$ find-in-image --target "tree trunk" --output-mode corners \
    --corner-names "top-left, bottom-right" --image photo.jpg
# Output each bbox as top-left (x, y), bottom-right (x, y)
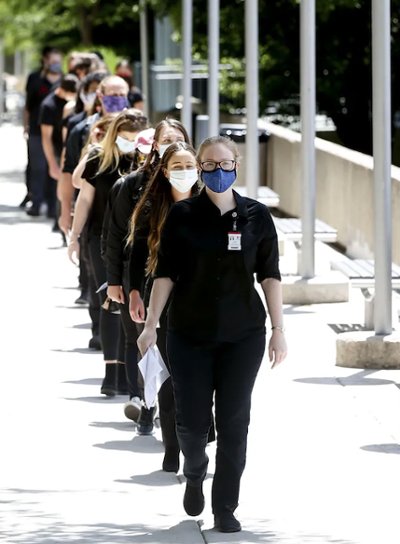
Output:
top-left (80, 6), bottom-right (93, 46)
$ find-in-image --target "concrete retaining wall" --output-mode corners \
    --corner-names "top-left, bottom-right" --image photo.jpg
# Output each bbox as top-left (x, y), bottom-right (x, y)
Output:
top-left (262, 121), bottom-right (400, 265)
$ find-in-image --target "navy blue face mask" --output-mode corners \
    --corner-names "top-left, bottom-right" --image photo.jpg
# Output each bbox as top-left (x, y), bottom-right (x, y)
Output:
top-left (201, 168), bottom-right (236, 193)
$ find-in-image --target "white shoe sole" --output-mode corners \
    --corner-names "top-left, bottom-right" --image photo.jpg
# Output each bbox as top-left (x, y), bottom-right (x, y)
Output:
top-left (124, 403), bottom-right (141, 422)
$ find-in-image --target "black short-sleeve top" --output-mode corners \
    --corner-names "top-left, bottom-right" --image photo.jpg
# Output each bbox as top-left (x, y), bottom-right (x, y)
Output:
top-left (82, 150), bottom-right (134, 239)
top-left (155, 188), bottom-right (281, 343)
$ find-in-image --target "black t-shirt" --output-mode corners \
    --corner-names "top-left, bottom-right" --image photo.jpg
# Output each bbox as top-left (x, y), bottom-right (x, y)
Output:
top-left (155, 189), bottom-right (281, 343)
top-left (25, 74), bottom-right (54, 135)
top-left (39, 92), bottom-right (67, 157)
top-left (82, 151), bottom-right (134, 239)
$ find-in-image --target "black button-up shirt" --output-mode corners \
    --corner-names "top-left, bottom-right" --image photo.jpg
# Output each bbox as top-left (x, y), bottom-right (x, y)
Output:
top-left (155, 188), bottom-right (281, 344)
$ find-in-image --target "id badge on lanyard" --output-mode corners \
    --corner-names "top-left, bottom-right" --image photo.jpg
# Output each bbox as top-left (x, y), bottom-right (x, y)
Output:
top-left (228, 211), bottom-right (242, 251)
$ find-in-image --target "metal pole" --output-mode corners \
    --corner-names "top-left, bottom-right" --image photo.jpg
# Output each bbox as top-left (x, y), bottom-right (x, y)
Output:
top-left (139, 0), bottom-right (150, 119)
top-left (208, 0), bottom-right (219, 137)
top-left (299, 0), bottom-right (316, 279)
top-left (245, 0), bottom-right (259, 200)
top-left (372, 0), bottom-right (392, 334)
top-left (182, 0), bottom-right (193, 139)
top-left (0, 38), bottom-right (4, 125)
top-left (14, 51), bottom-right (22, 77)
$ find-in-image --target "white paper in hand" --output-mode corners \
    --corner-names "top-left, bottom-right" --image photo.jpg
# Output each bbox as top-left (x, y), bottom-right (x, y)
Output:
top-left (138, 346), bottom-right (170, 408)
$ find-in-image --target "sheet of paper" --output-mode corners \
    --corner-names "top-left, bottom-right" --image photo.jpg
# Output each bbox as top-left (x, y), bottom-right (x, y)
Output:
top-left (138, 346), bottom-right (170, 408)
top-left (96, 281), bottom-right (108, 294)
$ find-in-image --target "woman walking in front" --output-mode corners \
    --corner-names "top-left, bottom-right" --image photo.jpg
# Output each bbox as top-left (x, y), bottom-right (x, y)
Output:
top-left (137, 135), bottom-right (287, 533)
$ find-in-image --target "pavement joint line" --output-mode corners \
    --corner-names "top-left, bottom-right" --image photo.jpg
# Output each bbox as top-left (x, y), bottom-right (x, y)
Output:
top-left (197, 520), bottom-right (209, 544)
top-left (336, 375), bottom-right (400, 443)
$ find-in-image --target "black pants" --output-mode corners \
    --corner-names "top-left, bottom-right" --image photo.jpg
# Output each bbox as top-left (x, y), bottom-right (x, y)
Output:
top-left (88, 236), bottom-right (121, 361)
top-left (28, 134), bottom-right (48, 210)
top-left (80, 226), bottom-right (100, 336)
top-left (167, 328), bottom-right (266, 514)
top-left (135, 310), bottom-right (179, 450)
top-left (120, 266), bottom-right (141, 399)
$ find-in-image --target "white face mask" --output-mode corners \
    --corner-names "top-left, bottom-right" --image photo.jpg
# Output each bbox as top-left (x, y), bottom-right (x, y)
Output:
top-left (158, 143), bottom-right (171, 158)
top-left (80, 91), bottom-right (97, 106)
top-left (116, 135), bottom-right (136, 154)
top-left (168, 169), bottom-right (198, 193)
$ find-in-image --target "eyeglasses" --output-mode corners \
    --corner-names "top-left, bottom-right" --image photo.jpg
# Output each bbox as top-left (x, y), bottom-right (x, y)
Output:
top-left (126, 114), bottom-right (148, 123)
top-left (201, 160), bottom-right (236, 172)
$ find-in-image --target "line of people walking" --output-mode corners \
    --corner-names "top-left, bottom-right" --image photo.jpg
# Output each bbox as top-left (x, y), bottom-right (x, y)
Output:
top-left (24, 52), bottom-right (287, 533)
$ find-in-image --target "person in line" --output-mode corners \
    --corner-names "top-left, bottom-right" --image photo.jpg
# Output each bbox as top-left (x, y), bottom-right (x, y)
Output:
top-left (38, 73), bottom-right (79, 223)
top-left (99, 128), bottom-right (154, 418)
top-left (137, 136), bottom-right (287, 533)
top-left (115, 60), bottom-right (143, 110)
top-left (24, 48), bottom-right (63, 216)
top-left (59, 75), bottom-right (128, 350)
top-left (105, 118), bottom-right (190, 428)
top-left (59, 75), bottom-right (129, 235)
top-left (68, 111), bottom-right (148, 396)
top-left (127, 142), bottom-right (200, 470)
top-left (21, 45), bottom-right (57, 209)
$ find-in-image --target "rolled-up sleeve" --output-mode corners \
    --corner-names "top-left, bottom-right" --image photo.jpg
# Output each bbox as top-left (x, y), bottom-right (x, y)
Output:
top-left (255, 208), bottom-right (281, 283)
top-left (154, 206), bottom-right (179, 282)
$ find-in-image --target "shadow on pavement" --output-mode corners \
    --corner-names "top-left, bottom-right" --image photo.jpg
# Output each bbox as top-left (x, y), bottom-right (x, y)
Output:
top-left (94, 436), bottom-right (164, 454)
top-left (361, 443), bottom-right (400, 454)
top-left (64, 378), bottom-right (103, 386)
top-left (70, 322), bottom-right (92, 330)
top-left (90, 421), bottom-right (135, 432)
top-left (294, 369), bottom-right (397, 387)
top-left (52, 348), bottom-right (100, 355)
top-left (283, 305), bottom-right (316, 315)
top-left (0, 519), bottom-right (204, 544)
top-left (115, 470), bottom-right (179, 487)
top-left (63, 396), bottom-right (126, 404)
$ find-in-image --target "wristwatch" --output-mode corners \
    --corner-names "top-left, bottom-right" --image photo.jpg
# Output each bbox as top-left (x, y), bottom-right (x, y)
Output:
top-left (271, 326), bottom-right (285, 333)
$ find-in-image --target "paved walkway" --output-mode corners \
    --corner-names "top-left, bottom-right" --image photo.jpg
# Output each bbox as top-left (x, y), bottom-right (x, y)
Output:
top-left (1, 125), bottom-right (400, 544)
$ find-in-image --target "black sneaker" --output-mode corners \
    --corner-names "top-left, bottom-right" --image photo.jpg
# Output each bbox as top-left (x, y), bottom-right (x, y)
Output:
top-left (117, 363), bottom-right (129, 395)
top-left (101, 364), bottom-right (117, 397)
top-left (183, 483), bottom-right (204, 516)
top-left (75, 291), bottom-right (89, 305)
top-left (162, 447), bottom-right (180, 473)
top-left (137, 406), bottom-right (155, 435)
top-left (19, 194), bottom-right (31, 208)
top-left (88, 334), bottom-right (102, 350)
top-left (27, 207), bottom-right (40, 217)
top-left (214, 509), bottom-right (241, 533)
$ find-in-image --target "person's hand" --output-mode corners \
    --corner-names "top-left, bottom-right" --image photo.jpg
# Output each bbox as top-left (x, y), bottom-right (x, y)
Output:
top-left (50, 164), bottom-right (61, 181)
top-left (269, 330), bottom-right (287, 369)
top-left (59, 211), bottom-right (72, 236)
top-left (130, 290), bottom-right (146, 323)
top-left (108, 285), bottom-right (125, 304)
top-left (137, 326), bottom-right (157, 356)
top-left (68, 239), bottom-right (80, 265)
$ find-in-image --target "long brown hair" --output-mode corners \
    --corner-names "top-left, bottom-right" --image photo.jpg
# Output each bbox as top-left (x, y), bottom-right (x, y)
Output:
top-left (127, 142), bottom-right (200, 276)
top-left (139, 117), bottom-right (191, 177)
top-left (89, 109), bottom-right (147, 175)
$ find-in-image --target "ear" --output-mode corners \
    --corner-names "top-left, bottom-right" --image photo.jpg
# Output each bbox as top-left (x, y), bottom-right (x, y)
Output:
top-left (153, 141), bottom-right (160, 153)
top-left (235, 161), bottom-right (240, 171)
top-left (162, 167), bottom-right (169, 179)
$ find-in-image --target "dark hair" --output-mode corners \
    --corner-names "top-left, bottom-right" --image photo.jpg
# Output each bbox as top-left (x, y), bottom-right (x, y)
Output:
top-left (128, 142), bottom-right (200, 274)
top-left (139, 117), bottom-right (191, 177)
top-left (42, 46), bottom-right (58, 58)
top-left (60, 74), bottom-right (79, 94)
top-left (91, 50), bottom-right (104, 61)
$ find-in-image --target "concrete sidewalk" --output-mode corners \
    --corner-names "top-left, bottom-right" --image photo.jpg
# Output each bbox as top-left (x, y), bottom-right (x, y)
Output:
top-left (1, 125), bottom-right (399, 544)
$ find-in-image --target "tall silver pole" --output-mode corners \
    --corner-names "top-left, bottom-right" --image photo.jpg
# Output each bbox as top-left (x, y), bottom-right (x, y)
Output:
top-left (139, 0), bottom-right (150, 119)
top-left (0, 38), bottom-right (4, 124)
top-left (182, 0), bottom-right (193, 139)
top-left (245, 0), bottom-right (259, 200)
top-left (208, 0), bottom-right (219, 137)
top-left (372, 0), bottom-right (392, 335)
top-left (299, 0), bottom-right (316, 279)
top-left (14, 51), bottom-right (22, 77)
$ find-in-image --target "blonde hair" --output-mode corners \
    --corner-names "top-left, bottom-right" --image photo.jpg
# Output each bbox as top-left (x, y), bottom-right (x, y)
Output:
top-left (80, 114), bottom-right (118, 159)
top-left (88, 109), bottom-right (148, 175)
top-left (197, 135), bottom-right (242, 163)
top-left (127, 142), bottom-right (199, 276)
